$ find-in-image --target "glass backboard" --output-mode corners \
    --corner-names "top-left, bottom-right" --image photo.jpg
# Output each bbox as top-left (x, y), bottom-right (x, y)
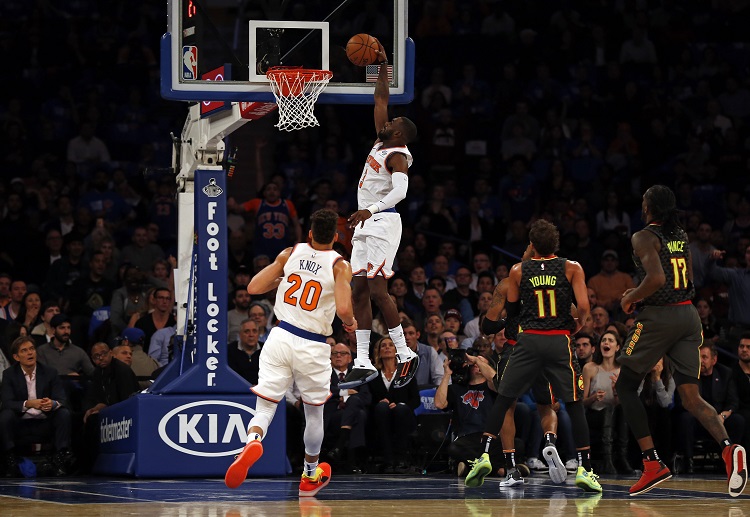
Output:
top-left (162, 0), bottom-right (414, 104)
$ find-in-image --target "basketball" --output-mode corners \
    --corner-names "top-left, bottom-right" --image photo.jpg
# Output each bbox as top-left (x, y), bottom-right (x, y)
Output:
top-left (346, 33), bottom-right (380, 67)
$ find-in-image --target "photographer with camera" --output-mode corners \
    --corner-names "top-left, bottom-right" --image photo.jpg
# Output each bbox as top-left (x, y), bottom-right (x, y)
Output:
top-left (434, 344), bottom-right (502, 477)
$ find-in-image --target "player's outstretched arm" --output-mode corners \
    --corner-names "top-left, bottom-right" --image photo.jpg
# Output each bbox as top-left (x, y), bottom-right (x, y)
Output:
top-left (333, 259), bottom-right (356, 331)
top-left (247, 247), bottom-right (292, 295)
top-left (373, 38), bottom-right (389, 136)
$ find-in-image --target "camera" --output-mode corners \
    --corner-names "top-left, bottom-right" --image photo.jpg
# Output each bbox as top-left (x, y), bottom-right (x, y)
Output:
top-left (448, 348), bottom-right (478, 385)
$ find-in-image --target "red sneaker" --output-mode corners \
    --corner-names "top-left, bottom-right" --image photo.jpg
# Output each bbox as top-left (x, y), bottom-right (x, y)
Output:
top-left (629, 460), bottom-right (671, 496)
top-left (722, 444), bottom-right (748, 497)
top-left (225, 441), bottom-right (263, 489)
top-left (299, 462), bottom-right (332, 497)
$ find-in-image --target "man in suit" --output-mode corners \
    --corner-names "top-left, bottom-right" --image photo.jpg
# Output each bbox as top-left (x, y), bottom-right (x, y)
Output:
top-left (677, 343), bottom-right (746, 472)
top-left (0, 336), bottom-right (74, 477)
top-left (227, 319), bottom-right (262, 385)
top-left (324, 342), bottom-right (371, 473)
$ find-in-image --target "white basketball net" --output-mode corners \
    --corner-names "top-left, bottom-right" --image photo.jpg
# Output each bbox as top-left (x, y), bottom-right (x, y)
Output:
top-left (266, 67), bottom-right (333, 132)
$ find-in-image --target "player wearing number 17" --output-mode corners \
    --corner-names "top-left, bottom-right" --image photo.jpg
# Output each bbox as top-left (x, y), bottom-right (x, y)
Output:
top-left (616, 185), bottom-right (747, 497)
top-left (342, 38), bottom-right (419, 390)
top-left (225, 209), bottom-right (357, 496)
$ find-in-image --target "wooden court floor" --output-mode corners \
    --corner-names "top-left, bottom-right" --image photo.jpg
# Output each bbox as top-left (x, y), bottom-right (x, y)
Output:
top-left (0, 473), bottom-right (747, 517)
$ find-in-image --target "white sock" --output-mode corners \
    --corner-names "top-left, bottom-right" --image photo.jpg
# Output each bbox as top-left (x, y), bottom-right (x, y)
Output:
top-left (389, 325), bottom-right (410, 357)
top-left (355, 330), bottom-right (372, 365)
top-left (247, 432), bottom-right (262, 444)
top-left (304, 459), bottom-right (319, 477)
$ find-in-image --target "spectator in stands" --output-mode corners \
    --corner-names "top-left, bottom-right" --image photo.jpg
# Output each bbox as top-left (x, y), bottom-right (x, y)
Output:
top-left (0, 274), bottom-right (10, 310)
top-left (30, 301), bottom-right (61, 346)
top-left (120, 226), bottom-right (165, 274)
top-left (689, 223), bottom-right (716, 290)
top-left (423, 313), bottom-right (446, 358)
top-left (66, 122), bottom-right (110, 167)
top-left (402, 319), bottom-right (442, 388)
top-left (582, 330), bottom-right (633, 475)
top-left (590, 306), bottom-right (610, 340)
top-left (134, 287), bottom-right (176, 352)
top-left (408, 266), bottom-right (427, 302)
top-left (248, 301), bottom-right (272, 344)
top-left (44, 232), bottom-right (86, 305)
top-left (706, 247), bottom-right (750, 345)
top-left (733, 334), bottom-right (750, 449)
top-left (0, 279), bottom-right (26, 322)
top-left (79, 341), bottom-right (139, 471)
top-left (443, 267), bottom-right (477, 321)
top-left (464, 291), bottom-right (492, 340)
top-left (434, 342), bottom-right (502, 476)
top-left (15, 291), bottom-right (42, 332)
top-left (366, 336), bottom-right (420, 473)
top-left (109, 265), bottom-right (150, 337)
top-left (148, 324), bottom-right (176, 368)
top-left (324, 343), bottom-right (371, 474)
top-left (0, 336), bottom-right (74, 477)
top-left (226, 319), bottom-right (261, 385)
top-left (36, 314), bottom-right (94, 377)
top-left (68, 251), bottom-right (116, 342)
top-left (695, 297), bottom-right (721, 346)
top-left (228, 182), bottom-right (302, 259)
top-left (443, 309), bottom-right (466, 344)
top-left (116, 327), bottom-right (158, 389)
top-left (227, 287), bottom-right (252, 343)
top-left (574, 333), bottom-right (595, 369)
top-left (594, 190), bottom-right (631, 238)
top-left (676, 344), bottom-right (744, 473)
top-left (587, 250), bottom-right (635, 314)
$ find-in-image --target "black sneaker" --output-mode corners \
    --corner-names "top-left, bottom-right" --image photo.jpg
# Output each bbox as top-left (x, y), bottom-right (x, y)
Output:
top-left (52, 449), bottom-right (75, 477)
top-left (4, 453), bottom-right (18, 478)
top-left (392, 351), bottom-right (419, 388)
top-left (339, 363), bottom-right (378, 389)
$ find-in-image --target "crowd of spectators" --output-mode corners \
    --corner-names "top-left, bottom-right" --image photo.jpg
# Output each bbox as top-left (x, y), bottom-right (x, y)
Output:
top-left (1, 0), bottom-right (750, 478)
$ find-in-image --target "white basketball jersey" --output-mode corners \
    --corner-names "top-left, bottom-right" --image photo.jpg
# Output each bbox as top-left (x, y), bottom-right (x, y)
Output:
top-left (357, 142), bottom-right (413, 209)
top-left (273, 243), bottom-right (342, 336)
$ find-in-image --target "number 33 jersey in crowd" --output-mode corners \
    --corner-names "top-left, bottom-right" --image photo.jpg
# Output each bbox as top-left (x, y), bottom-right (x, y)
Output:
top-left (274, 243), bottom-right (343, 336)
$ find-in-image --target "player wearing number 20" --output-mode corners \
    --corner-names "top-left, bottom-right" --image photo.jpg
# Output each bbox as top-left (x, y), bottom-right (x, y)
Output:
top-left (225, 209), bottom-right (357, 496)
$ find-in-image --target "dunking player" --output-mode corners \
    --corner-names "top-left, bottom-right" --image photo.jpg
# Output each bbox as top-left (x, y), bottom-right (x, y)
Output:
top-left (479, 244), bottom-right (568, 487)
top-left (465, 220), bottom-right (602, 492)
top-left (341, 41), bottom-right (419, 390)
top-left (225, 209), bottom-right (357, 497)
top-left (615, 185), bottom-right (747, 497)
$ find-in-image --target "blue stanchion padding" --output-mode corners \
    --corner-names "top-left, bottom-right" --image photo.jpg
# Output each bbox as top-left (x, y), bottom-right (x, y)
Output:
top-left (95, 393), bottom-right (286, 477)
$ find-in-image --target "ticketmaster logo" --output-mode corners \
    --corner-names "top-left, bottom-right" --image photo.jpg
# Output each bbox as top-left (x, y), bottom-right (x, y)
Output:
top-left (100, 417), bottom-right (134, 443)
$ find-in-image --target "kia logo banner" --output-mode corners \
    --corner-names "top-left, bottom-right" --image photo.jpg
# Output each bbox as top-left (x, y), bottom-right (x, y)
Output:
top-left (158, 400), bottom-right (255, 457)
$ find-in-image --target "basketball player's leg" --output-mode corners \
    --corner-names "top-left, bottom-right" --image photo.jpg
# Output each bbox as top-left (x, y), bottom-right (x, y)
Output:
top-left (225, 332), bottom-right (293, 488)
top-left (295, 340), bottom-right (334, 496)
top-left (533, 379), bottom-right (566, 483)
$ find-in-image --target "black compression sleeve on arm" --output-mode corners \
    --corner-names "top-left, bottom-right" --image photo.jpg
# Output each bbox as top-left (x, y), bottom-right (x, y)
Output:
top-left (505, 300), bottom-right (520, 318)
top-left (481, 317), bottom-right (507, 335)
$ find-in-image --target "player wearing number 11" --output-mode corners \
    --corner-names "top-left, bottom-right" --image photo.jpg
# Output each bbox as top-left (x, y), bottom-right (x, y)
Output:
top-left (225, 209), bottom-right (357, 496)
top-left (616, 185), bottom-right (747, 497)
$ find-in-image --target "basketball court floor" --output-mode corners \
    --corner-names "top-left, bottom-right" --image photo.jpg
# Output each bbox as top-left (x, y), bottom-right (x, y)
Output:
top-left (1, 473), bottom-right (746, 517)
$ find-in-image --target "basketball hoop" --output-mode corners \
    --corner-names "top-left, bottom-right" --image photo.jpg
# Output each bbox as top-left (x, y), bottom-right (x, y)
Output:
top-left (266, 66), bottom-right (333, 132)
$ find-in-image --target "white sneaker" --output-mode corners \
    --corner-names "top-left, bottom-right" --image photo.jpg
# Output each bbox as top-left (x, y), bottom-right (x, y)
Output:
top-left (565, 458), bottom-right (579, 472)
top-left (527, 457), bottom-right (547, 471)
top-left (498, 468), bottom-right (524, 487)
top-left (542, 444), bottom-right (567, 483)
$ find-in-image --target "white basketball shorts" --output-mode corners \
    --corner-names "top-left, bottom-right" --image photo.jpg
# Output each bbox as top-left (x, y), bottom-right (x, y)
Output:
top-left (251, 324), bottom-right (331, 405)
top-left (350, 211), bottom-right (402, 279)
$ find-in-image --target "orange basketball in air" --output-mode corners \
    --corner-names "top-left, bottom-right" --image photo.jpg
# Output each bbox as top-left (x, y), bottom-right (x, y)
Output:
top-left (346, 33), bottom-right (380, 67)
